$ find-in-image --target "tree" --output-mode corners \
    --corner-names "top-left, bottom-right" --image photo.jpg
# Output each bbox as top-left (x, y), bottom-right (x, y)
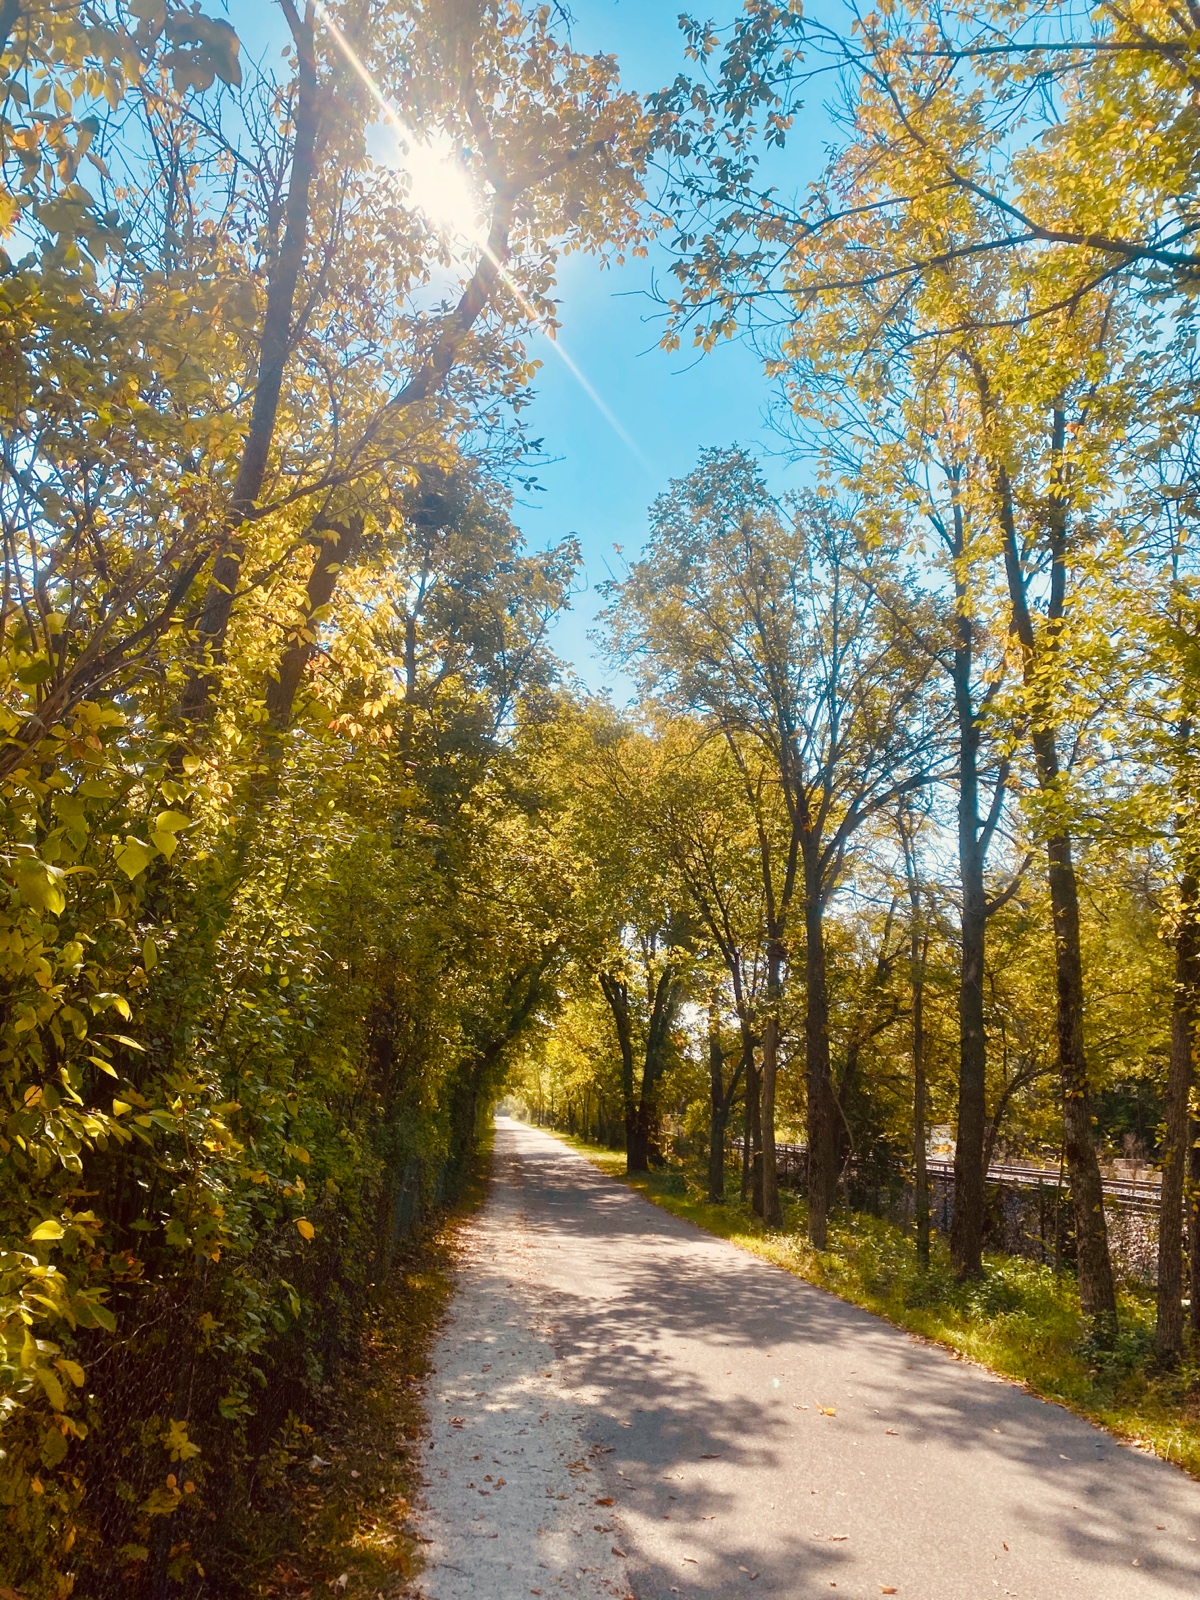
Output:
top-left (605, 449), bottom-right (939, 1243)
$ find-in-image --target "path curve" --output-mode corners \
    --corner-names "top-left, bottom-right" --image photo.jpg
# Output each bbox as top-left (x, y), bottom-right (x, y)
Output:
top-left (414, 1118), bottom-right (1200, 1600)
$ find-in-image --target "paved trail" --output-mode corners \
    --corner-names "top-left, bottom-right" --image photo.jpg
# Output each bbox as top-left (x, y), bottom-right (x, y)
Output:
top-left (414, 1118), bottom-right (1200, 1600)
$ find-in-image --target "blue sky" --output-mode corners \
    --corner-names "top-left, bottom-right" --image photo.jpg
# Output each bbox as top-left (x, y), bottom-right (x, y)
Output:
top-left (512, 1), bottom-right (795, 696)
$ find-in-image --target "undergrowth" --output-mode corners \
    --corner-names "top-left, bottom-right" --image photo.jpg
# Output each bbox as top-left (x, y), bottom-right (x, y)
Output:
top-left (246, 1150), bottom-right (490, 1599)
top-left (552, 1130), bottom-right (1200, 1480)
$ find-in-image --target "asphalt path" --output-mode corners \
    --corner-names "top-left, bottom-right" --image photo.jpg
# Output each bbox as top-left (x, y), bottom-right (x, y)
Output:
top-left (414, 1117), bottom-right (1200, 1600)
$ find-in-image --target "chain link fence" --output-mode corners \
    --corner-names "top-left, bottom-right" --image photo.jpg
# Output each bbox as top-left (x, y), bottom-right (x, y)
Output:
top-left (738, 1140), bottom-right (1162, 1285)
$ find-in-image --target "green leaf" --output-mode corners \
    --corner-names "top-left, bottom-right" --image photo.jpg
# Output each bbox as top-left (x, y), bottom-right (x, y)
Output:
top-left (41, 1425), bottom-right (69, 1467)
top-left (30, 1219), bottom-right (65, 1241)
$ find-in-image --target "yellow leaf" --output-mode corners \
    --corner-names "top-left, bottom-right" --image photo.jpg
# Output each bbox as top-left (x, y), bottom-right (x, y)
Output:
top-left (154, 809), bottom-right (191, 834)
top-left (112, 1099), bottom-right (131, 1116)
top-left (30, 1218), bottom-right (65, 1241)
top-left (88, 1055), bottom-right (118, 1078)
top-left (13, 859), bottom-right (66, 915)
top-left (296, 1218), bottom-right (315, 1241)
top-left (115, 838), bottom-right (154, 879)
top-left (36, 1367), bottom-right (66, 1411)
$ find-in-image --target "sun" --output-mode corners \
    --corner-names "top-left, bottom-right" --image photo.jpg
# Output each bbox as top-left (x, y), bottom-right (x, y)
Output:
top-left (389, 125), bottom-right (485, 248)
top-left (311, 3), bottom-right (485, 249)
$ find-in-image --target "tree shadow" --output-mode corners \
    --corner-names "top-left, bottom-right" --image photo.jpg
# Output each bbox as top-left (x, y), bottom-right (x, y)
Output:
top-left (481, 1119), bottom-right (1200, 1598)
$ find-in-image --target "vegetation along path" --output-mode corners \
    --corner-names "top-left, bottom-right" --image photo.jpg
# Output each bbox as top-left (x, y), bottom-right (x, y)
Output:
top-left (415, 1120), bottom-right (1200, 1600)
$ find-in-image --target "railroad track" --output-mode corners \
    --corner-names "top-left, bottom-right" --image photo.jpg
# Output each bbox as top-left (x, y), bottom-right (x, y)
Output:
top-left (735, 1140), bottom-right (1163, 1214)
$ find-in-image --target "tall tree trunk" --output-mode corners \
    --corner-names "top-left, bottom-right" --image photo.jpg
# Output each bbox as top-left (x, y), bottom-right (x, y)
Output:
top-left (743, 1043), bottom-right (761, 1207)
top-left (637, 967), bottom-right (679, 1170)
top-left (266, 516), bottom-right (363, 728)
top-left (1043, 814), bottom-right (1116, 1325)
top-left (951, 613), bottom-right (989, 1279)
top-left (803, 878), bottom-right (834, 1248)
top-left (937, 479), bottom-right (1016, 1279)
top-left (911, 911), bottom-right (930, 1273)
top-left (760, 1011), bottom-right (783, 1228)
top-left (707, 998), bottom-right (728, 1202)
top-left (993, 449), bottom-right (1117, 1327)
top-left (1157, 868), bottom-right (1200, 1362)
top-left (182, 4), bottom-right (320, 722)
top-left (1189, 1112), bottom-right (1200, 1335)
top-left (598, 973), bottom-right (639, 1173)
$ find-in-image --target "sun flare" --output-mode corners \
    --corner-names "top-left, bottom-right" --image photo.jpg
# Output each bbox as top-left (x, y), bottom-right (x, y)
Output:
top-left (380, 124), bottom-right (485, 247)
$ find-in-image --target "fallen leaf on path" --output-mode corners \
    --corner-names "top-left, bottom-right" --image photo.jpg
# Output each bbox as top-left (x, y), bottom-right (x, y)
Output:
top-left (828, 1534), bottom-right (848, 1541)
top-left (885, 1429), bottom-right (898, 1436)
top-left (794, 1404), bottom-right (808, 1410)
top-left (701, 1452), bottom-right (721, 1458)
top-left (818, 1406), bottom-right (836, 1416)
top-left (880, 1587), bottom-right (897, 1594)
top-left (448, 1417), bottom-right (465, 1427)
top-left (611, 1547), bottom-right (627, 1558)
top-left (683, 1557), bottom-right (698, 1563)
top-left (595, 1497), bottom-right (614, 1506)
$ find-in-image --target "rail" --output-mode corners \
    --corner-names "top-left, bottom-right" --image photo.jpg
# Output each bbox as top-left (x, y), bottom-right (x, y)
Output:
top-left (735, 1140), bottom-right (1162, 1214)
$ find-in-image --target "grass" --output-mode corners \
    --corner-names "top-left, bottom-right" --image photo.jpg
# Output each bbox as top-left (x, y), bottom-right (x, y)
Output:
top-left (548, 1127), bottom-right (1200, 1480)
top-left (247, 1154), bottom-right (490, 1600)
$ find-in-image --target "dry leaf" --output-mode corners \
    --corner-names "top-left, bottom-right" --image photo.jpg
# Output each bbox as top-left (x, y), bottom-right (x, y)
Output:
top-left (596, 1496), bottom-right (615, 1506)
top-left (611, 1547), bottom-right (627, 1558)
top-left (818, 1406), bottom-right (836, 1417)
top-left (880, 1588), bottom-right (898, 1595)
top-left (885, 1428), bottom-right (898, 1436)
top-left (448, 1417), bottom-right (465, 1427)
